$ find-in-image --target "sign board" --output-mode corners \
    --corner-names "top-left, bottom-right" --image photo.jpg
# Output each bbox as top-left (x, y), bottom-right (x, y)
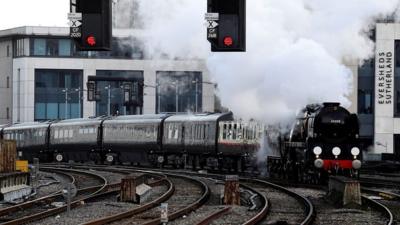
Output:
top-left (207, 28), bottom-right (217, 39)
top-left (160, 203), bottom-right (168, 223)
top-left (205, 13), bottom-right (219, 21)
top-left (68, 12), bottom-right (82, 38)
top-left (70, 27), bottom-right (82, 38)
top-left (207, 20), bottom-right (219, 29)
top-left (68, 20), bottom-right (82, 28)
top-left (68, 12), bottom-right (82, 20)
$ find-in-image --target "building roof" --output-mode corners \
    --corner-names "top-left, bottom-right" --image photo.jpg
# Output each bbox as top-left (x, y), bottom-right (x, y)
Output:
top-left (0, 26), bottom-right (69, 39)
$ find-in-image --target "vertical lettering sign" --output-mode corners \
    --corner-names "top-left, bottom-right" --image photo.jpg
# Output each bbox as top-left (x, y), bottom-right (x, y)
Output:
top-left (377, 51), bottom-right (394, 105)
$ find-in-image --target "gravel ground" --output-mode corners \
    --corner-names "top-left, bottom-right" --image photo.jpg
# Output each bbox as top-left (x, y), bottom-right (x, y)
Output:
top-left (289, 187), bottom-right (387, 225)
top-left (110, 176), bottom-right (204, 225)
top-left (85, 169), bottom-right (126, 184)
top-left (34, 172), bottom-right (71, 198)
top-left (28, 182), bottom-right (168, 225)
top-left (237, 181), bottom-right (305, 225)
top-left (170, 176), bottom-right (260, 225)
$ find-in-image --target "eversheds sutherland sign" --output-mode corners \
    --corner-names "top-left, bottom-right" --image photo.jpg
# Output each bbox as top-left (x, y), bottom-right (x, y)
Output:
top-left (377, 51), bottom-right (394, 105)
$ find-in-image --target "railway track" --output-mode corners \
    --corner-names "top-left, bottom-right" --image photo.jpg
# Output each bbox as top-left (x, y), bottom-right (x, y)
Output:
top-left (43, 164), bottom-right (270, 225)
top-left (80, 171), bottom-right (209, 225)
top-left (40, 163), bottom-right (398, 225)
top-left (242, 178), bottom-right (314, 225)
top-left (362, 187), bottom-right (400, 225)
top-left (0, 167), bottom-right (114, 225)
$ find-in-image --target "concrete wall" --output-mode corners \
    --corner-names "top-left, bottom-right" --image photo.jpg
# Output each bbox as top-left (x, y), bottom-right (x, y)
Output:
top-left (0, 39), bottom-right (13, 124)
top-left (373, 23), bottom-right (400, 154)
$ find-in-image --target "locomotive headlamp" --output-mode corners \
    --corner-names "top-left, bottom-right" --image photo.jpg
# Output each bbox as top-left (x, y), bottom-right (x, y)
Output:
top-left (332, 147), bottom-right (341, 156)
top-left (313, 146), bottom-right (322, 155)
top-left (351, 147), bottom-right (360, 156)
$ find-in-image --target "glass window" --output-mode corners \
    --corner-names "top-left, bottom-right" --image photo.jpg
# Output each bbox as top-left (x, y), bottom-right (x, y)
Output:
top-left (358, 61), bottom-right (374, 115)
top-left (33, 39), bottom-right (46, 56)
top-left (94, 70), bottom-right (144, 116)
top-left (46, 39), bottom-right (58, 56)
top-left (156, 71), bottom-right (203, 113)
top-left (59, 39), bottom-right (71, 56)
top-left (47, 103), bottom-right (59, 119)
top-left (35, 69), bottom-right (83, 121)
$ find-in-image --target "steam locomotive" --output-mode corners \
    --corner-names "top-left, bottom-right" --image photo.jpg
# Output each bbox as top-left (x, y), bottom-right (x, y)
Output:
top-left (268, 102), bottom-right (361, 182)
top-left (0, 113), bottom-right (263, 171)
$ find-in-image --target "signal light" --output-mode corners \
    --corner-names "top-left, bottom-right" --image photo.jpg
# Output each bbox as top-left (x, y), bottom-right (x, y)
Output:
top-left (223, 36), bottom-right (233, 46)
top-left (207, 0), bottom-right (246, 52)
top-left (86, 36), bottom-right (96, 46)
top-left (72, 0), bottom-right (112, 51)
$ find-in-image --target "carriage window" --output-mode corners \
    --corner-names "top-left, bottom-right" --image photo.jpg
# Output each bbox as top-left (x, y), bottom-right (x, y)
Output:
top-left (168, 125), bottom-right (172, 139)
top-left (222, 124), bottom-right (227, 139)
top-left (174, 125), bottom-right (179, 139)
top-left (69, 130), bottom-right (73, 138)
top-left (232, 124), bottom-right (236, 139)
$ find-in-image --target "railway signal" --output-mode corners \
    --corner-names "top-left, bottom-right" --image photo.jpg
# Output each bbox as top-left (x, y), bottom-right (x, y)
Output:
top-left (206, 0), bottom-right (246, 52)
top-left (69, 0), bottom-right (112, 51)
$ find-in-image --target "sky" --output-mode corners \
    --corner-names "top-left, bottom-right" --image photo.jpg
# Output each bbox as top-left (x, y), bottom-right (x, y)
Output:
top-left (0, 0), bottom-right (69, 30)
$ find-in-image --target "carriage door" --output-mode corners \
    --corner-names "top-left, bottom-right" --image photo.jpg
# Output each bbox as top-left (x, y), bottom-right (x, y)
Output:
top-left (394, 134), bottom-right (400, 160)
top-left (181, 125), bottom-right (185, 152)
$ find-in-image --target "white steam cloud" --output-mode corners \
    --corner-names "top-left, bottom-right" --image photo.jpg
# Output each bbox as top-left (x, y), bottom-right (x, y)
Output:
top-left (121, 0), bottom-right (400, 123)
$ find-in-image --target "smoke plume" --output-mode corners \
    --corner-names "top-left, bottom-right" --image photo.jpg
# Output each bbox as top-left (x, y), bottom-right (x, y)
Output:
top-left (117, 0), bottom-right (400, 124)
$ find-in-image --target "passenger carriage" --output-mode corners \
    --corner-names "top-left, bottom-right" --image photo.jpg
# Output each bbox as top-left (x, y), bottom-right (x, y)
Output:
top-left (2, 122), bottom-right (51, 162)
top-left (49, 118), bottom-right (104, 162)
top-left (102, 114), bottom-right (170, 164)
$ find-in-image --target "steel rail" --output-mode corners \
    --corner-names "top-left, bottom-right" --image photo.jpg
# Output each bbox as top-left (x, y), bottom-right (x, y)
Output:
top-left (0, 167), bottom-right (110, 225)
top-left (362, 195), bottom-right (393, 225)
top-left (241, 178), bottom-right (315, 225)
top-left (81, 177), bottom-right (174, 225)
top-left (194, 207), bottom-right (231, 225)
top-left (0, 170), bottom-right (75, 217)
top-left (141, 173), bottom-right (210, 225)
top-left (240, 183), bottom-right (269, 225)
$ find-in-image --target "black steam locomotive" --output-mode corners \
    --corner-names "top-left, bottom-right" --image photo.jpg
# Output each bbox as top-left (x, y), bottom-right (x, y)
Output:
top-left (268, 102), bottom-right (361, 182)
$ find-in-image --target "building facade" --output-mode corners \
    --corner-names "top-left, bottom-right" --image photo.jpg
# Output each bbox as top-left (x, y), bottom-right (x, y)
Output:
top-left (349, 23), bottom-right (400, 158)
top-left (0, 26), bottom-right (214, 124)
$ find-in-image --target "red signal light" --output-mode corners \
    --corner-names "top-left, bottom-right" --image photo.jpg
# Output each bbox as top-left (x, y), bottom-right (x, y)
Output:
top-left (86, 36), bottom-right (96, 46)
top-left (223, 36), bottom-right (233, 47)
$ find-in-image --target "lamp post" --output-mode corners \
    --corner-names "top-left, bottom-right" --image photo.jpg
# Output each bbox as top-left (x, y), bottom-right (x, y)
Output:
top-left (376, 141), bottom-right (388, 153)
top-left (172, 81), bottom-right (179, 113)
top-left (62, 88), bottom-right (68, 119)
top-left (105, 84), bottom-right (111, 116)
top-left (157, 82), bottom-right (161, 113)
top-left (74, 88), bottom-right (82, 118)
top-left (192, 79), bottom-right (199, 113)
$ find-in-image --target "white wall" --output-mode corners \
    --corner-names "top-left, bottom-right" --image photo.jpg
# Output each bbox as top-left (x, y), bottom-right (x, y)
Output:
top-left (373, 23), bottom-right (398, 154)
top-left (0, 39), bottom-right (13, 124)
top-left (12, 57), bottom-right (214, 122)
